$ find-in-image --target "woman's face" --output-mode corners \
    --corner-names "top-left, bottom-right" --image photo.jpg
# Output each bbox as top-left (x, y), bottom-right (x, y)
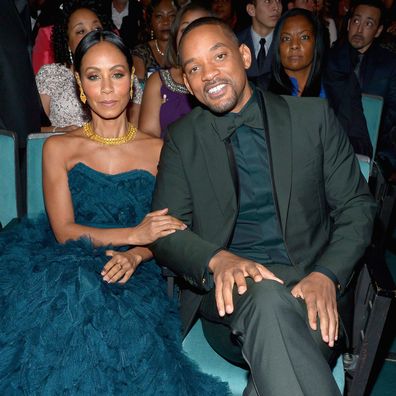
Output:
top-left (151, 0), bottom-right (177, 42)
top-left (211, 0), bottom-right (233, 22)
top-left (67, 8), bottom-right (103, 54)
top-left (176, 9), bottom-right (211, 48)
top-left (279, 15), bottom-right (315, 77)
top-left (79, 41), bottom-right (131, 120)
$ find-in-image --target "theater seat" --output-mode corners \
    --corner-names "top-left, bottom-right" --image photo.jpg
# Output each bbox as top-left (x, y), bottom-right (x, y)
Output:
top-left (0, 130), bottom-right (20, 228)
top-left (26, 132), bottom-right (62, 217)
top-left (182, 319), bottom-right (344, 395)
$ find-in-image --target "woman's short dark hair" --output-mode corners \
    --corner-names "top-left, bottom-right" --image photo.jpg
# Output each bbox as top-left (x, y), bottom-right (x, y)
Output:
top-left (74, 30), bottom-right (133, 74)
top-left (52, 0), bottom-right (114, 67)
top-left (165, 2), bottom-right (212, 68)
top-left (269, 8), bottom-right (327, 97)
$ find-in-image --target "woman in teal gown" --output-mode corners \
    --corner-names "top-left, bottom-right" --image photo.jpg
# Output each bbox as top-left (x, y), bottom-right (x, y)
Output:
top-left (0, 31), bottom-right (230, 396)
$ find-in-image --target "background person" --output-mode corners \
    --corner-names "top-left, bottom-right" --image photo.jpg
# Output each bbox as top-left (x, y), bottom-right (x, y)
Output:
top-left (267, 8), bottom-right (372, 156)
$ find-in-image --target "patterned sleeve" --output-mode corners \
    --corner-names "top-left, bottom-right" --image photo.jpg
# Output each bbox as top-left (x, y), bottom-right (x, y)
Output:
top-left (35, 64), bottom-right (56, 96)
top-left (132, 74), bottom-right (143, 104)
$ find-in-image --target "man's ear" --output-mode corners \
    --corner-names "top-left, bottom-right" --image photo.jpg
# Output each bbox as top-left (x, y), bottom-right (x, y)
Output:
top-left (183, 73), bottom-right (193, 95)
top-left (246, 4), bottom-right (255, 17)
top-left (375, 24), bottom-right (384, 38)
top-left (239, 43), bottom-right (252, 70)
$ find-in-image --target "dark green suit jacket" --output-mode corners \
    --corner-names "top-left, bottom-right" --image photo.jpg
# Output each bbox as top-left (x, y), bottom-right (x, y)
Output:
top-left (151, 89), bottom-right (376, 330)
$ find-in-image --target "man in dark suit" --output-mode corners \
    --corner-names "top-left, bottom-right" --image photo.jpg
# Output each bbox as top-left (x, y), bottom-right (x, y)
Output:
top-left (0, 0), bottom-right (41, 146)
top-left (328, 0), bottom-right (396, 167)
top-left (151, 17), bottom-right (376, 396)
top-left (103, 0), bottom-right (147, 49)
top-left (0, 0), bottom-right (42, 214)
top-left (237, 0), bottom-right (282, 79)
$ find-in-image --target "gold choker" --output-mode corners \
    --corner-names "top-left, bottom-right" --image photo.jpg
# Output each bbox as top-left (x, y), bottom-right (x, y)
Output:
top-left (83, 122), bottom-right (137, 145)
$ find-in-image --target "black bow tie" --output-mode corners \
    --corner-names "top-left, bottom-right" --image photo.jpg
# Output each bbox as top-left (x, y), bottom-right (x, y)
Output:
top-left (212, 94), bottom-right (262, 141)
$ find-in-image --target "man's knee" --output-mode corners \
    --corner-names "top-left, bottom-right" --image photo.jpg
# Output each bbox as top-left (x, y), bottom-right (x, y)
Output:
top-left (233, 279), bottom-right (299, 325)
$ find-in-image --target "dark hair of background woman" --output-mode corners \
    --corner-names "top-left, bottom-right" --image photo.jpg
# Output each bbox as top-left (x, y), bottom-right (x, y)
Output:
top-left (269, 8), bottom-right (327, 97)
top-left (74, 30), bottom-right (133, 75)
top-left (166, 2), bottom-right (213, 68)
top-left (52, 0), bottom-right (114, 67)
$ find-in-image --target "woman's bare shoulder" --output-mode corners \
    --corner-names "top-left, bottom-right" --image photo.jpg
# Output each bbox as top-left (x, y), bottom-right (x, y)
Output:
top-left (43, 129), bottom-right (85, 156)
top-left (134, 131), bottom-right (163, 153)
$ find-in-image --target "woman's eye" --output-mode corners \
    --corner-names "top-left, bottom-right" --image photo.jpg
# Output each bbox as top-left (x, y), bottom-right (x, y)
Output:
top-left (87, 75), bottom-right (99, 81)
top-left (76, 29), bottom-right (85, 35)
top-left (301, 34), bottom-right (310, 40)
top-left (281, 36), bottom-right (290, 42)
top-left (113, 73), bottom-right (124, 79)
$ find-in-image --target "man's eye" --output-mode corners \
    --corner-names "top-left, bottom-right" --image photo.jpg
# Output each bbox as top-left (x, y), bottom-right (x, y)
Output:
top-left (188, 66), bottom-right (199, 74)
top-left (216, 53), bottom-right (226, 60)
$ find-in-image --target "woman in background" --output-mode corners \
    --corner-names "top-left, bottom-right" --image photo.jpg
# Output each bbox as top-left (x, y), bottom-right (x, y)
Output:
top-left (267, 8), bottom-right (372, 157)
top-left (36, 0), bottom-right (142, 131)
top-left (139, 3), bottom-right (212, 138)
top-left (132, 0), bottom-right (178, 83)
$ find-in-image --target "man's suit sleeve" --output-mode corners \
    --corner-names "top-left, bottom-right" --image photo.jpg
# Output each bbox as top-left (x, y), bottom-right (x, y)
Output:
top-left (313, 102), bottom-right (376, 290)
top-left (150, 131), bottom-right (220, 292)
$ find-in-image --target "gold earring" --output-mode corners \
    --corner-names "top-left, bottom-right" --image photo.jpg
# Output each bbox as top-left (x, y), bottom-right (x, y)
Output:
top-left (79, 87), bottom-right (87, 104)
top-left (130, 66), bottom-right (135, 100)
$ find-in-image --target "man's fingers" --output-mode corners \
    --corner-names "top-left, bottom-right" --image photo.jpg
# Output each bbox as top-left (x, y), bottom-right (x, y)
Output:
top-left (234, 271), bottom-right (248, 294)
top-left (215, 279), bottom-right (226, 317)
top-left (222, 276), bottom-right (235, 314)
top-left (256, 265), bottom-right (284, 284)
top-left (305, 298), bottom-right (318, 331)
top-left (317, 301), bottom-right (329, 343)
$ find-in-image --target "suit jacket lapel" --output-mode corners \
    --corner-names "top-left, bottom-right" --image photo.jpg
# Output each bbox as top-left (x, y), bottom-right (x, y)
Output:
top-left (258, 90), bottom-right (292, 234)
top-left (197, 118), bottom-right (238, 219)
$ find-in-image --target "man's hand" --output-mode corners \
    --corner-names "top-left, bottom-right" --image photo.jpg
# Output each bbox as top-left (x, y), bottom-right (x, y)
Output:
top-left (208, 250), bottom-right (284, 317)
top-left (291, 272), bottom-right (338, 347)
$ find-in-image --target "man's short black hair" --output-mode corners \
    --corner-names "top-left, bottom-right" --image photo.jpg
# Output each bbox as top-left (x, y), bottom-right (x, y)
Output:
top-left (350, 0), bottom-right (386, 26)
top-left (177, 16), bottom-right (239, 66)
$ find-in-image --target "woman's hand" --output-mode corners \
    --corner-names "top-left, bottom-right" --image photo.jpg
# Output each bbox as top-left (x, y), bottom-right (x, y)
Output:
top-left (101, 250), bottom-right (142, 284)
top-left (129, 208), bottom-right (187, 245)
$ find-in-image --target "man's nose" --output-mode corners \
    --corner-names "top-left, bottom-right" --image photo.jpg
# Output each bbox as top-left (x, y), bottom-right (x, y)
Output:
top-left (201, 64), bottom-right (219, 81)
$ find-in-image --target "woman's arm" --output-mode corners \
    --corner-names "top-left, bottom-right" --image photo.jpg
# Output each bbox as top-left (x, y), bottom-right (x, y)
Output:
top-left (132, 55), bottom-right (146, 81)
top-left (43, 136), bottom-right (186, 246)
top-left (38, 93), bottom-right (78, 132)
top-left (138, 72), bottom-right (163, 137)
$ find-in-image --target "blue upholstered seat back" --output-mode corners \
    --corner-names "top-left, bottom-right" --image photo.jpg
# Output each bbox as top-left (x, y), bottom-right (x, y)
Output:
top-left (26, 133), bottom-right (62, 218)
top-left (0, 130), bottom-right (19, 227)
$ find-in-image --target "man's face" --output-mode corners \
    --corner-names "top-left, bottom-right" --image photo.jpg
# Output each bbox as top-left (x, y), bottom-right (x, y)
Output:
top-left (348, 5), bottom-right (383, 53)
top-left (248, 0), bottom-right (283, 32)
top-left (292, 0), bottom-right (317, 12)
top-left (180, 24), bottom-right (252, 114)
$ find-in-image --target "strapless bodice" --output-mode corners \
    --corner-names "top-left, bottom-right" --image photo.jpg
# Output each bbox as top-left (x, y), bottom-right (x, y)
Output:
top-left (67, 163), bottom-right (155, 228)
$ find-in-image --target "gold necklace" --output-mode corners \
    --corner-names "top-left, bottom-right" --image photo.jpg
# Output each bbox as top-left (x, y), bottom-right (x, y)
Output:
top-left (154, 39), bottom-right (164, 56)
top-left (83, 122), bottom-right (137, 145)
